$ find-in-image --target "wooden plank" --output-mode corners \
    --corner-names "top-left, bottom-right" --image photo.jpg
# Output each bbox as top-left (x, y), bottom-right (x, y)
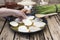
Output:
top-left (44, 0), bottom-right (49, 2)
top-left (5, 0), bottom-right (14, 2)
top-left (34, 32), bottom-right (45, 40)
top-left (15, 0), bottom-right (22, 3)
top-left (29, 34), bottom-right (34, 40)
top-left (46, 16), bottom-right (60, 40)
top-left (43, 26), bottom-right (52, 40)
top-left (0, 23), bottom-right (14, 40)
top-left (14, 32), bottom-right (45, 40)
top-left (14, 33), bottom-right (29, 40)
top-left (29, 31), bottom-right (45, 40)
top-left (34, 0), bottom-right (40, 4)
top-left (57, 0), bottom-right (60, 3)
top-left (0, 17), bottom-right (5, 34)
top-left (0, 0), bottom-right (5, 5)
top-left (57, 13), bottom-right (60, 20)
top-left (49, 0), bottom-right (60, 4)
top-left (50, 16), bottom-right (60, 31)
top-left (54, 14), bottom-right (60, 25)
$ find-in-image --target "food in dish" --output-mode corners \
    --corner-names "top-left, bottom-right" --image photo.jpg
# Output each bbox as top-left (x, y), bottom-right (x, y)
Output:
top-left (15, 18), bottom-right (22, 23)
top-left (33, 21), bottom-right (46, 28)
top-left (10, 21), bottom-right (18, 27)
top-left (18, 26), bottom-right (29, 32)
top-left (27, 16), bottom-right (34, 20)
top-left (29, 26), bottom-right (41, 32)
top-left (10, 16), bottom-right (46, 33)
top-left (22, 19), bottom-right (32, 26)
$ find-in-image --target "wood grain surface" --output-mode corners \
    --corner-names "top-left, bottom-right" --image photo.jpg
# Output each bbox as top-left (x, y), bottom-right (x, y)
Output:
top-left (0, 0), bottom-right (60, 40)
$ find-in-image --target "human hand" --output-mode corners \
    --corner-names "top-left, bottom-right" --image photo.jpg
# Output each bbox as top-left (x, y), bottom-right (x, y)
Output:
top-left (13, 10), bottom-right (27, 19)
top-left (0, 8), bottom-right (27, 19)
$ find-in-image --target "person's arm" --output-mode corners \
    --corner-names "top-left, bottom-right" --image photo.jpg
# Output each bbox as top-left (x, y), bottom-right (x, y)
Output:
top-left (0, 8), bottom-right (27, 18)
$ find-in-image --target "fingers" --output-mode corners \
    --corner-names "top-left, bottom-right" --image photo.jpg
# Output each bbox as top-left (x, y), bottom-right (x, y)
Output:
top-left (20, 12), bottom-right (27, 19)
top-left (12, 10), bottom-right (27, 19)
top-left (15, 11), bottom-right (27, 19)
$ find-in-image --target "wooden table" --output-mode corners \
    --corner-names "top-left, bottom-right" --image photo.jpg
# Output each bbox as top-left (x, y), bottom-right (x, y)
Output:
top-left (0, 0), bottom-right (60, 39)
top-left (0, 13), bottom-right (60, 40)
